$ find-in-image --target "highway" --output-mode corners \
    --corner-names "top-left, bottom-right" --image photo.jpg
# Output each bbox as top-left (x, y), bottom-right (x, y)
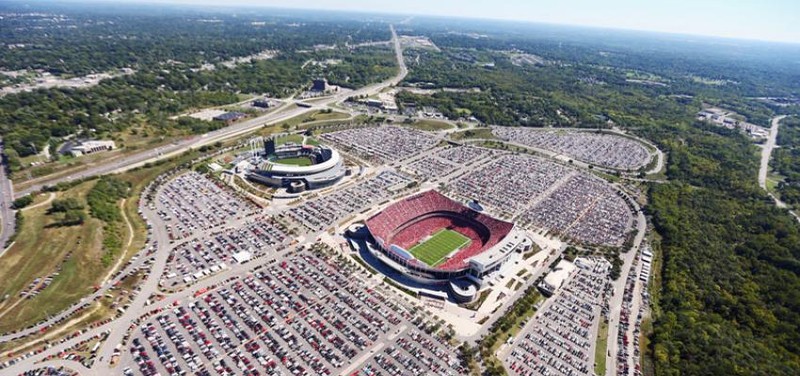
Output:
top-left (0, 142), bottom-right (16, 258)
top-left (11, 24), bottom-right (406, 200)
top-left (0, 24), bottom-right (408, 375)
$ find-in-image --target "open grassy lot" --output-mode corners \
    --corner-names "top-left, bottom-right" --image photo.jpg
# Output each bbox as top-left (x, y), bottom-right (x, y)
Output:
top-left (274, 156), bottom-right (314, 166)
top-left (13, 120), bottom-right (186, 187)
top-left (408, 229), bottom-right (471, 267)
top-left (595, 319), bottom-right (609, 376)
top-left (0, 146), bottom-right (211, 334)
top-left (406, 119), bottom-right (454, 132)
top-left (279, 110), bottom-right (351, 129)
top-left (449, 128), bottom-right (496, 141)
top-left (0, 181), bottom-right (107, 333)
top-left (276, 134), bottom-right (305, 145)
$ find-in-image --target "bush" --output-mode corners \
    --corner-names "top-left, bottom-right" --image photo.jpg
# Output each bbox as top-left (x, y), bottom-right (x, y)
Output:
top-left (87, 176), bottom-right (130, 222)
top-left (61, 209), bottom-right (86, 226)
top-left (48, 198), bottom-right (84, 213)
top-left (11, 196), bottom-right (33, 209)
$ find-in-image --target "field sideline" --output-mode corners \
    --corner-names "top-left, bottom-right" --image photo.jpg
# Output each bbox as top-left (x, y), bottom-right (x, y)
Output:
top-left (408, 229), bottom-right (471, 267)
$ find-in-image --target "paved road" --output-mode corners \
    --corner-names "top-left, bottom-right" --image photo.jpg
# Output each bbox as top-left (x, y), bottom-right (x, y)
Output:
top-left (605, 197), bottom-right (648, 376)
top-left (759, 115), bottom-right (787, 192)
top-left (1, 24), bottom-right (408, 375)
top-left (758, 115), bottom-right (800, 222)
top-left (0, 142), bottom-right (15, 257)
top-left (12, 24), bottom-right (407, 201)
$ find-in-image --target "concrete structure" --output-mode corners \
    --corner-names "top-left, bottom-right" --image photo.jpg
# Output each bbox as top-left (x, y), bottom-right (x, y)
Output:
top-left (247, 137), bottom-right (346, 191)
top-left (364, 191), bottom-right (531, 286)
top-left (68, 140), bottom-right (115, 157)
top-left (212, 111), bottom-right (247, 124)
top-left (252, 98), bottom-right (271, 108)
top-left (538, 259), bottom-right (576, 296)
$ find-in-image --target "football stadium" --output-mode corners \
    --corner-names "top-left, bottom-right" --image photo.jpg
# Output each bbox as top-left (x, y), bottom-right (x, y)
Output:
top-left (247, 135), bottom-right (347, 192)
top-left (364, 190), bottom-right (532, 290)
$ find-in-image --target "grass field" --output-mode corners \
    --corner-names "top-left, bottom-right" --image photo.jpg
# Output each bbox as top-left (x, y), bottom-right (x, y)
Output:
top-left (276, 134), bottom-right (305, 146)
top-left (279, 110), bottom-right (351, 129)
top-left (0, 144), bottom-right (210, 334)
top-left (408, 229), bottom-right (471, 267)
top-left (449, 128), bottom-right (496, 141)
top-left (595, 319), bottom-right (609, 376)
top-left (274, 156), bottom-right (314, 166)
top-left (406, 119), bottom-right (454, 132)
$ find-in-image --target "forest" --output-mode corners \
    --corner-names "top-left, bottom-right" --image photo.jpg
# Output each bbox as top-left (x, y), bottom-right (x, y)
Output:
top-left (1, 4), bottom-right (799, 375)
top-left (397, 17), bottom-right (800, 375)
top-left (0, 2), bottom-right (398, 171)
top-left (771, 116), bottom-right (800, 205)
top-left (646, 140), bottom-right (800, 374)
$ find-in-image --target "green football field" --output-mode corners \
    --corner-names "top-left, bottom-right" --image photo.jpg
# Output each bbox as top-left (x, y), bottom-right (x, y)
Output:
top-left (408, 229), bottom-right (472, 267)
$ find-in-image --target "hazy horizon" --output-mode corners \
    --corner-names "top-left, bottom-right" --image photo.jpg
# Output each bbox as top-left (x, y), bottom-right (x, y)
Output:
top-left (22, 0), bottom-right (800, 45)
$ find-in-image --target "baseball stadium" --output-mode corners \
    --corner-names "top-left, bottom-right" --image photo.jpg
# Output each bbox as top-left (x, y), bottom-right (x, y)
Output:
top-left (364, 190), bottom-right (532, 288)
top-left (247, 136), bottom-right (347, 193)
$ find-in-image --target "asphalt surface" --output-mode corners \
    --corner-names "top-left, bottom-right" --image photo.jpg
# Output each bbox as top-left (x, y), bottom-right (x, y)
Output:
top-left (0, 142), bottom-right (15, 257)
top-left (11, 24), bottom-right (407, 201)
top-left (758, 115), bottom-right (800, 222)
top-left (0, 24), bottom-right (409, 375)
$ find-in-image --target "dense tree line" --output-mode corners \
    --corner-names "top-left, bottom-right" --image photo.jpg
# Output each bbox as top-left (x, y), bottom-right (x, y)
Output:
top-left (0, 1), bottom-right (391, 75)
top-left (0, 3), bottom-right (398, 171)
top-left (641, 122), bottom-right (800, 375)
top-left (771, 116), bottom-right (800, 204)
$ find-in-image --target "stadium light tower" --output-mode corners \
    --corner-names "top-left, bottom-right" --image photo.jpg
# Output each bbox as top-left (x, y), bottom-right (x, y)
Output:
top-left (248, 137), bottom-right (263, 159)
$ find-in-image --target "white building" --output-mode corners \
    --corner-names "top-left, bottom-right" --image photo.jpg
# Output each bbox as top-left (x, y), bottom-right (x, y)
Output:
top-left (69, 140), bottom-right (115, 157)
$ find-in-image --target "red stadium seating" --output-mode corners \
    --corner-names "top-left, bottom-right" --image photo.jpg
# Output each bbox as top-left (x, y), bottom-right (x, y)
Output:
top-left (366, 191), bottom-right (513, 271)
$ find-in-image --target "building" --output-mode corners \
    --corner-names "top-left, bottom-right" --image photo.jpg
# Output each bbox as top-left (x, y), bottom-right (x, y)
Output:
top-left (311, 78), bottom-right (329, 92)
top-left (253, 98), bottom-right (271, 108)
top-left (68, 140), bottom-right (115, 157)
top-left (246, 136), bottom-right (346, 192)
top-left (538, 259), bottom-right (576, 297)
top-left (364, 191), bottom-right (531, 284)
top-left (213, 112), bottom-right (247, 124)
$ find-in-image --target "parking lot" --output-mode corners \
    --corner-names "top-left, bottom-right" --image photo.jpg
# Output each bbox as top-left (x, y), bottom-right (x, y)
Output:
top-left (491, 127), bottom-right (652, 170)
top-left (161, 216), bottom-right (290, 289)
top-left (321, 126), bottom-right (438, 163)
top-left (504, 257), bottom-right (611, 376)
top-left (521, 174), bottom-right (633, 247)
top-left (124, 247), bottom-right (463, 376)
top-left (284, 171), bottom-right (412, 232)
top-left (153, 172), bottom-right (259, 242)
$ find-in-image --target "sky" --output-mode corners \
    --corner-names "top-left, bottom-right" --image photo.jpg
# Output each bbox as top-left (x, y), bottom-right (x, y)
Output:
top-left (44, 0), bottom-right (800, 44)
